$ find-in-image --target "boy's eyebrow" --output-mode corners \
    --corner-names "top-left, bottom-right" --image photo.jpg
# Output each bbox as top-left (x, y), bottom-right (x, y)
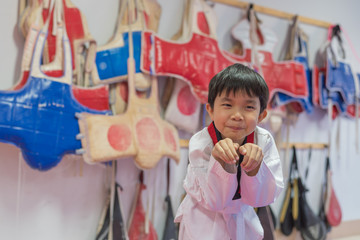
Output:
top-left (220, 97), bottom-right (258, 104)
top-left (245, 99), bottom-right (257, 104)
top-left (220, 97), bottom-right (232, 102)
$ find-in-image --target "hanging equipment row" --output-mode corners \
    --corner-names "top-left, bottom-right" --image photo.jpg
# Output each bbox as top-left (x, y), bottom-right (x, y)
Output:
top-left (211, 0), bottom-right (332, 28)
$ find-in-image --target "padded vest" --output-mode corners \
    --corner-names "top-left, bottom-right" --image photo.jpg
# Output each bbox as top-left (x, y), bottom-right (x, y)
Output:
top-left (141, 0), bottom-right (248, 104)
top-left (77, 59), bottom-right (180, 169)
top-left (0, 23), bottom-right (108, 170)
top-left (232, 15), bottom-right (308, 104)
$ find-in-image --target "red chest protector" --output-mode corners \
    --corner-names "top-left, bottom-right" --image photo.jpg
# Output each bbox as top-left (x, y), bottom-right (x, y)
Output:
top-left (40, 0), bottom-right (110, 111)
top-left (13, 21), bottom-right (109, 111)
top-left (141, 0), bottom-right (247, 103)
top-left (42, 0), bottom-right (89, 69)
top-left (11, 0), bottom-right (110, 111)
top-left (207, 122), bottom-right (254, 199)
top-left (231, 10), bottom-right (308, 103)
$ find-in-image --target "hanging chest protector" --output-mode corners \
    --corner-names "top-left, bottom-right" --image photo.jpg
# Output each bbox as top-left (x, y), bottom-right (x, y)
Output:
top-left (314, 25), bottom-right (357, 119)
top-left (0, 12), bottom-right (109, 170)
top-left (12, 4), bottom-right (110, 112)
top-left (42, 0), bottom-right (93, 76)
top-left (41, 0), bottom-right (95, 68)
top-left (77, 56), bottom-right (180, 169)
top-left (42, 0), bottom-right (111, 110)
top-left (312, 51), bottom-right (344, 119)
top-left (231, 13), bottom-right (308, 103)
top-left (275, 17), bottom-right (313, 114)
top-left (141, 0), bottom-right (248, 103)
top-left (326, 25), bottom-right (357, 106)
top-left (326, 25), bottom-right (360, 119)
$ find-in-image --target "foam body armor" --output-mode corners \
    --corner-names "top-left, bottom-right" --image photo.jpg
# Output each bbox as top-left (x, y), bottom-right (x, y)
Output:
top-left (0, 30), bottom-right (109, 170)
top-left (232, 19), bottom-right (308, 102)
top-left (78, 60), bottom-right (180, 169)
top-left (141, 31), bottom-right (246, 103)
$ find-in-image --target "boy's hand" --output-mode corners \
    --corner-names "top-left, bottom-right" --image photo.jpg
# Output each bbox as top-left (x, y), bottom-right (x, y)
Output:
top-left (212, 138), bottom-right (240, 170)
top-left (238, 143), bottom-right (263, 176)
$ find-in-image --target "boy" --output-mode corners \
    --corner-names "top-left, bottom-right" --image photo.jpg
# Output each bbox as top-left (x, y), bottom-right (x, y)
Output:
top-left (174, 63), bottom-right (284, 239)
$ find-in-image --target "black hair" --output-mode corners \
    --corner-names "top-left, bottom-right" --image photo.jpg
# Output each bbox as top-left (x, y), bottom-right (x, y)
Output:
top-left (207, 63), bottom-right (269, 113)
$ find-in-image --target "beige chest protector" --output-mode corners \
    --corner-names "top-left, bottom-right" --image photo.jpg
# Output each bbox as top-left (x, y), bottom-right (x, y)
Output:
top-left (77, 59), bottom-right (180, 169)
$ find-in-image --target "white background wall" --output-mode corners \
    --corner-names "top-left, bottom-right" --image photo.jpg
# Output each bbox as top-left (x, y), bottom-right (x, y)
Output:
top-left (1, 0), bottom-right (360, 239)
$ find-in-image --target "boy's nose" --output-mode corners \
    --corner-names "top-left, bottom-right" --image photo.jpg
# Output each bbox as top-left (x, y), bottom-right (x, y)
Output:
top-left (232, 110), bottom-right (243, 120)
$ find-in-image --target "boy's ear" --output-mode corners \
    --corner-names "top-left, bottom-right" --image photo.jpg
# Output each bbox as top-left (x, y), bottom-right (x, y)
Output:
top-left (258, 109), bottom-right (268, 123)
top-left (206, 103), bottom-right (214, 120)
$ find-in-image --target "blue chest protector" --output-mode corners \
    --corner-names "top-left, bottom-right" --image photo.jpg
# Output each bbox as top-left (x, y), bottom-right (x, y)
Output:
top-left (326, 59), bottom-right (356, 105)
top-left (0, 28), bottom-right (110, 171)
top-left (326, 26), bottom-right (357, 106)
top-left (318, 71), bottom-right (346, 114)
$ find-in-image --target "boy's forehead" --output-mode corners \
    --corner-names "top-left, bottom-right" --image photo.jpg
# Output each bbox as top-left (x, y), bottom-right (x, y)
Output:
top-left (218, 88), bottom-right (255, 98)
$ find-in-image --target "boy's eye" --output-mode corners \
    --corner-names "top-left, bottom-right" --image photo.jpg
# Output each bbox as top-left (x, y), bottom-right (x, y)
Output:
top-left (222, 104), bottom-right (232, 107)
top-left (246, 105), bottom-right (255, 109)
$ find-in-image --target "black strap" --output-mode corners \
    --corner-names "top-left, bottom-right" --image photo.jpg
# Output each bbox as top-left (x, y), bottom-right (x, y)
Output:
top-left (166, 158), bottom-right (170, 195)
top-left (139, 170), bottom-right (144, 184)
top-left (246, 3), bottom-right (262, 23)
top-left (232, 152), bottom-right (245, 200)
top-left (113, 183), bottom-right (127, 240)
top-left (163, 158), bottom-right (178, 240)
top-left (289, 146), bottom-right (297, 180)
top-left (213, 122), bottom-right (223, 143)
top-left (304, 147), bottom-right (312, 180)
top-left (331, 24), bottom-right (345, 60)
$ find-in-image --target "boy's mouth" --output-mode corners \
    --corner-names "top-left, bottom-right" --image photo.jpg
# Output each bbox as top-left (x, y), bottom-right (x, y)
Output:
top-left (227, 126), bottom-right (245, 131)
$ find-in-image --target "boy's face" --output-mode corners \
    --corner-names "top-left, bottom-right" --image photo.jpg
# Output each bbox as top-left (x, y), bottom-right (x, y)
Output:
top-left (206, 90), bottom-right (267, 144)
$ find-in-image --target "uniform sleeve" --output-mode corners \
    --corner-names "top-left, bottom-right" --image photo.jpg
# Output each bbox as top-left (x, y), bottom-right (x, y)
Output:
top-left (239, 131), bottom-right (284, 207)
top-left (182, 130), bottom-right (239, 211)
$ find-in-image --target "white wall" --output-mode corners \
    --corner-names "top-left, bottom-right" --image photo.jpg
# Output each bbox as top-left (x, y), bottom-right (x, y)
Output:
top-left (1, 0), bottom-right (360, 239)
